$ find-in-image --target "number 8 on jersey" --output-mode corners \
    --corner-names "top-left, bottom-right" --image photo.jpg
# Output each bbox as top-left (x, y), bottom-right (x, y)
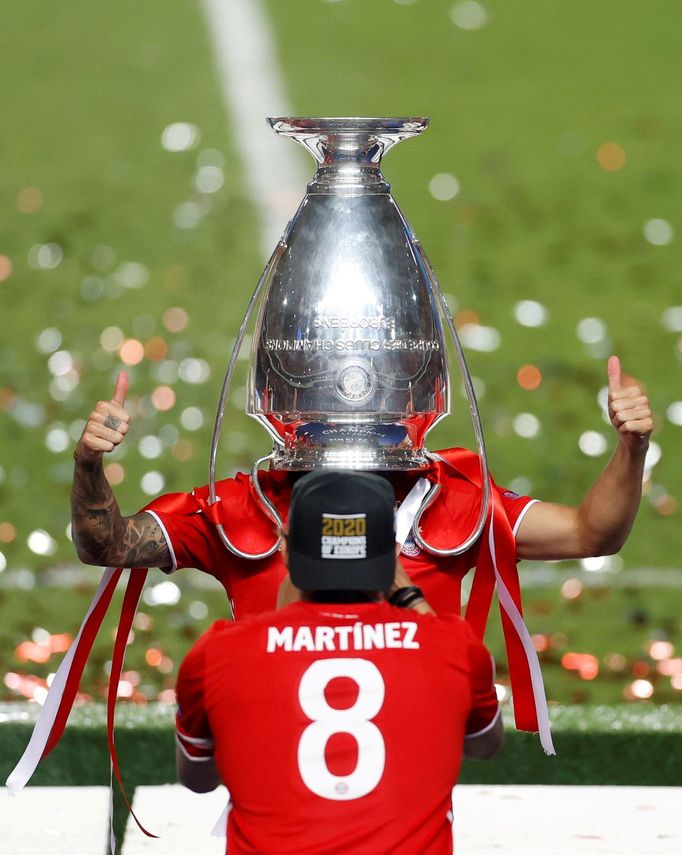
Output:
top-left (297, 658), bottom-right (386, 801)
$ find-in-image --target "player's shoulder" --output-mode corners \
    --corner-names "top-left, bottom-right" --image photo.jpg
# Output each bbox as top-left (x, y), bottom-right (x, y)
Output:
top-left (191, 471), bottom-right (250, 503)
top-left (424, 610), bottom-right (474, 636)
top-left (179, 619), bottom-right (234, 676)
top-left (207, 606), bottom-right (290, 641)
top-left (432, 447), bottom-right (485, 482)
top-left (413, 448), bottom-right (488, 547)
top-left (421, 612), bottom-right (489, 659)
top-left (192, 618), bottom-right (239, 651)
top-left (392, 607), bottom-right (469, 641)
top-left (187, 617), bottom-right (258, 669)
top-left (429, 448), bottom-right (489, 507)
top-left (193, 469), bottom-right (293, 503)
top-left (432, 446), bottom-right (535, 508)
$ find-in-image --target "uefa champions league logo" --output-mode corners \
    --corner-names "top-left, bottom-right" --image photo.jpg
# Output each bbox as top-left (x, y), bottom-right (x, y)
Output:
top-left (335, 363), bottom-right (374, 403)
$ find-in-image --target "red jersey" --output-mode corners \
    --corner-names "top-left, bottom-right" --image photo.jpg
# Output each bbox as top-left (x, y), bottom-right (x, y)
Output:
top-left (176, 601), bottom-right (499, 855)
top-left (148, 448), bottom-right (537, 619)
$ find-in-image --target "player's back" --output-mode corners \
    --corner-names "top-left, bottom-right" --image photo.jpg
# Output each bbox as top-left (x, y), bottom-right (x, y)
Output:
top-left (200, 600), bottom-right (488, 855)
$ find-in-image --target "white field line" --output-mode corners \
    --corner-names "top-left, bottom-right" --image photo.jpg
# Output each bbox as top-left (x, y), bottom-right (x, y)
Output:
top-left (200, 0), bottom-right (309, 258)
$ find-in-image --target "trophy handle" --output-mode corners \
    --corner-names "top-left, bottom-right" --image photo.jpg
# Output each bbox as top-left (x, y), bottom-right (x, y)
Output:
top-left (209, 243), bottom-right (286, 560)
top-left (410, 240), bottom-right (491, 556)
top-left (250, 452), bottom-right (285, 537)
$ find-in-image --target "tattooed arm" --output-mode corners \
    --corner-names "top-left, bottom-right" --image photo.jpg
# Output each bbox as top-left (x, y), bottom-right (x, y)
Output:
top-left (71, 372), bottom-right (172, 569)
top-left (71, 457), bottom-right (172, 568)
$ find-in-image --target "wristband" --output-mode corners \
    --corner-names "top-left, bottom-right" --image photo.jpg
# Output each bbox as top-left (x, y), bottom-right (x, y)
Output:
top-left (388, 586), bottom-right (424, 609)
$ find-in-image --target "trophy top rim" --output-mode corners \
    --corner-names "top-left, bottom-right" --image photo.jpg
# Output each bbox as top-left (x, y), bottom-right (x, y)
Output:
top-left (267, 117), bottom-right (429, 136)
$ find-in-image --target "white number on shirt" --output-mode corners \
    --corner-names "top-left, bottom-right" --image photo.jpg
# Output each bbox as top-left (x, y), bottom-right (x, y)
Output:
top-left (297, 658), bottom-right (386, 801)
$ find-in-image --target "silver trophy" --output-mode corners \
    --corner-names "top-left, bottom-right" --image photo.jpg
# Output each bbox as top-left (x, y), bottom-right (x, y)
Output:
top-left (210, 118), bottom-right (489, 558)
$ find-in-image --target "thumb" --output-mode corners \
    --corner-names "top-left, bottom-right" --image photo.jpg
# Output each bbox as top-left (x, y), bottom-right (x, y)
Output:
top-left (607, 355), bottom-right (621, 393)
top-left (112, 370), bottom-right (129, 406)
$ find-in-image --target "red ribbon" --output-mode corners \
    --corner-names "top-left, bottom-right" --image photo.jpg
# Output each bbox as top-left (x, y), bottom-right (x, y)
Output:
top-left (106, 567), bottom-right (157, 838)
top-left (436, 449), bottom-right (540, 733)
top-left (42, 567), bottom-right (123, 759)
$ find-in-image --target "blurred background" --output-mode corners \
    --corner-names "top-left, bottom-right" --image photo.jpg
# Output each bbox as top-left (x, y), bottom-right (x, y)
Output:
top-left (0, 0), bottom-right (680, 712)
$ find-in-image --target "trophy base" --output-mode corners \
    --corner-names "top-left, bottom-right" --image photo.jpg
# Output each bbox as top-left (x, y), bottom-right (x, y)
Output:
top-left (263, 418), bottom-right (432, 471)
top-left (270, 446), bottom-right (430, 471)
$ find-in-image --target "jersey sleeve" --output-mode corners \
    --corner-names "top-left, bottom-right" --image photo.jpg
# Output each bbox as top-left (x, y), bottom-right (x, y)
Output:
top-left (495, 483), bottom-right (539, 538)
top-left (144, 474), bottom-right (279, 575)
top-left (463, 627), bottom-right (501, 738)
top-left (145, 505), bottom-right (216, 574)
top-left (175, 632), bottom-right (215, 762)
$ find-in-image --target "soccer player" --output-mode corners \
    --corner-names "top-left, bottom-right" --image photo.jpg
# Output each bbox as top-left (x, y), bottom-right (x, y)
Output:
top-left (175, 471), bottom-right (503, 854)
top-left (71, 355), bottom-right (653, 620)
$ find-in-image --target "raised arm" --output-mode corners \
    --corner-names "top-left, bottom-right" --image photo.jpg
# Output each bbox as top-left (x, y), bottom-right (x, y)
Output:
top-left (516, 356), bottom-right (653, 560)
top-left (71, 372), bottom-right (172, 569)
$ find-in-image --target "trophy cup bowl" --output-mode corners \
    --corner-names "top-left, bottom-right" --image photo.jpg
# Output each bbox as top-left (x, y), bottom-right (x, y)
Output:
top-left (249, 117), bottom-right (448, 471)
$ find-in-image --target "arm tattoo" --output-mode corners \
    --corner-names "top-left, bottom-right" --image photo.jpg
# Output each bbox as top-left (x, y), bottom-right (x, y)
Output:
top-left (119, 514), bottom-right (173, 568)
top-left (71, 457), bottom-right (172, 568)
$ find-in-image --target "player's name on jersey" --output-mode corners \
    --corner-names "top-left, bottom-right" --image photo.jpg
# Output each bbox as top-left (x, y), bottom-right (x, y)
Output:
top-left (266, 621), bottom-right (420, 653)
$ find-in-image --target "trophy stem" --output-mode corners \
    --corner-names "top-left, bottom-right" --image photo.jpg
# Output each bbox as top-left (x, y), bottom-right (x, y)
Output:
top-left (268, 117), bottom-right (428, 194)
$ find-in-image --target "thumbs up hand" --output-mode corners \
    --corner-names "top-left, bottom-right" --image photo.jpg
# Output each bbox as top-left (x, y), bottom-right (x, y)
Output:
top-left (75, 371), bottom-right (132, 464)
top-left (607, 356), bottom-right (653, 453)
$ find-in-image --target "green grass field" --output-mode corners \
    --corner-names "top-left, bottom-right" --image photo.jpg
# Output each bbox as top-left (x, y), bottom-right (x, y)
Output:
top-left (1, 0), bottom-right (681, 714)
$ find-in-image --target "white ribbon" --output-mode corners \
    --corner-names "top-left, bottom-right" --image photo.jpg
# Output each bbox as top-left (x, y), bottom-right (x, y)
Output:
top-left (211, 797), bottom-right (231, 837)
top-left (395, 477), bottom-right (430, 548)
top-left (109, 761), bottom-right (116, 854)
top-left (6, 566), bottom-right (120, 794)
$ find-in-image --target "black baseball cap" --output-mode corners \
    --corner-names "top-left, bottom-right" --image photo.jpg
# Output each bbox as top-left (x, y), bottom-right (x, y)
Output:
top-left (287, 470), bottom-right (396, 592)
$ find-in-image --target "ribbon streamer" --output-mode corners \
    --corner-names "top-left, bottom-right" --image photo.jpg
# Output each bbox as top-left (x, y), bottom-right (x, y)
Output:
top-left (395, 478), bottom-right (431, 548)
top-left (6, 566), bottom-right (122, 793)
top-left (434, 450), bottom-right (555, 751)
top-left (487, 485), bottom-right (555, 755)
top-left (106, 568), bottom-right (157, 840)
